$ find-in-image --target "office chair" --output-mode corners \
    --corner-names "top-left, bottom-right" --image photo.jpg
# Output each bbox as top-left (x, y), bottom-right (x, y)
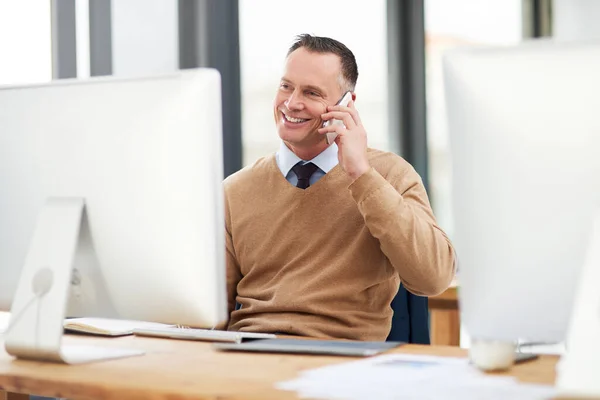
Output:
top-left (387, 283), bottom-right (431, 344)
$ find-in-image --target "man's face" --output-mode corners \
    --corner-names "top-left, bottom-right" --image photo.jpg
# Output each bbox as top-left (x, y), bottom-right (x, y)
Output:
top-left (273, 48), bottom-right (345, 149)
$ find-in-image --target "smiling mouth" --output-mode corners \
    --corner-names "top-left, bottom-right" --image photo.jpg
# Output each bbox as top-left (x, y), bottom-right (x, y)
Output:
top-left (281, 111), bottom-right (310, 124)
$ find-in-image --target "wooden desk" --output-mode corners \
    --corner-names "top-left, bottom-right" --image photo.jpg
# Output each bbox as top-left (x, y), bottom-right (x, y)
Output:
top-left (429, 280), bottom-right (460, 346)
top-left (0, 334), bottom-right (556, 399)
top-left (1, 391), bottom-right (27, 400)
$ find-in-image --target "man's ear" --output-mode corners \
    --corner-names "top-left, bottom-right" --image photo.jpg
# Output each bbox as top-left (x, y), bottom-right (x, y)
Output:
top-left (351, 92), bottom-right (357, 101)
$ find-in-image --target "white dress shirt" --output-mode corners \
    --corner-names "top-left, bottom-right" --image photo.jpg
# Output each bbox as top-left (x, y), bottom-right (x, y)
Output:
top-left (275, 141), bottom-right (339, 186)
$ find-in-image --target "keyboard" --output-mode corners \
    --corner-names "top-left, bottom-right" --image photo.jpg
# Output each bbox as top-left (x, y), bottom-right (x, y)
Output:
top-left (132, 326), bottom-right (276, 344)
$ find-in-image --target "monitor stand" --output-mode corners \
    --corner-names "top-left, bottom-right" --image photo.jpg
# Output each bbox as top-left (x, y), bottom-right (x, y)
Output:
top-left (557, 210), bottom-right (600, 397)
top-left (3, 197), bottom-right (144, 364)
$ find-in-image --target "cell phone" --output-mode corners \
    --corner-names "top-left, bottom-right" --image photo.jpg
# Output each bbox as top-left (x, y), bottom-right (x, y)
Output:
top-left (514, 352), bottom-right (539, 364)
top-left (322, 91), bottom-right (353, 144)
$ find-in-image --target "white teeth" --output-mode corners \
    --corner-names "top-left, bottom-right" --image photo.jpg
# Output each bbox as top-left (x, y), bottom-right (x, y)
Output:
top-left (283, 113), bottom-right (308, 123)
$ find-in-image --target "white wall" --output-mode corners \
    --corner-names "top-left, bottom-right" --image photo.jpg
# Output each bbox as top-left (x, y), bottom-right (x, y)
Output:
top-left (111, 0), bottom-right (178, 77)
top-left (0, 1), bottom-right (52, 85)
top-left (553, 0), bottom-right (600, 41)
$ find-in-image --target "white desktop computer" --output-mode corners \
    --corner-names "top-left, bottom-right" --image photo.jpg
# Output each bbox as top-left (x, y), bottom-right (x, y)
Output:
top-left (444, 39), bottom-right (600, 392)
top-left (0, 70), bottom-right (228, 363)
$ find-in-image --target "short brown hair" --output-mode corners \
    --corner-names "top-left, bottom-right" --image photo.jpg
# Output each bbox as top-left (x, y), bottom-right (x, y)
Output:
top-left (287, 34), bottom-right (359, 92)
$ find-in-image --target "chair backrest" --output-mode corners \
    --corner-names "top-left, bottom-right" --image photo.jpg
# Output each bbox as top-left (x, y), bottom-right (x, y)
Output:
top-left (387, 283), bottom-right (430, 344)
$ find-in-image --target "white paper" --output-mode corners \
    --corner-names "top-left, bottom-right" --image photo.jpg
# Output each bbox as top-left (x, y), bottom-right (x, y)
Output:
top-left (276, 353), bottom-right (556, 400)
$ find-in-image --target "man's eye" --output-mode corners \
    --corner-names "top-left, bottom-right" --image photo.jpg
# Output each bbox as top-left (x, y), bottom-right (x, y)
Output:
top-left (307, 91), bottom-right (319, 97)
top-left (280, 83), bottom-right (290, 90)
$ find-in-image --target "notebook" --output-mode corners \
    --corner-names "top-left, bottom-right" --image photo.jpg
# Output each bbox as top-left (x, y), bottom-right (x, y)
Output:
top-left (63, 317), bottom-right (175, 337)
top-left (214, 338), bottom-right (404, 357)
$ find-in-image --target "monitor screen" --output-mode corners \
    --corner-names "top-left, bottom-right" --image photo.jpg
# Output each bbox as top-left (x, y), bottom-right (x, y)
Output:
top-left (0, 70), bottom-right (227, 329)
top-left (444, 40), bottom-right (600, 343)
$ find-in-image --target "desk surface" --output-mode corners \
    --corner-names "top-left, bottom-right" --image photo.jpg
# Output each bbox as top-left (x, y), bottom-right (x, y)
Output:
top-left (0, 334), bottom-right (557, 400)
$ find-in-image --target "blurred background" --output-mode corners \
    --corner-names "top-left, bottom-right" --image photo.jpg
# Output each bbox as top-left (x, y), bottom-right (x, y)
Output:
top-left (1, 0), bottom-right (599, 240)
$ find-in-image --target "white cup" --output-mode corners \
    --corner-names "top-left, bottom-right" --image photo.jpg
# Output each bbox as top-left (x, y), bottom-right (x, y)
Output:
top-left (469, 339), bottom-right (516, 371)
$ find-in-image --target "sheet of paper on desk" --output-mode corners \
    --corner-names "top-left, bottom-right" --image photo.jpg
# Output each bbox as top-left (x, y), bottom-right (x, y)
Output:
top-left (276, 353), bottom-right (556, 400)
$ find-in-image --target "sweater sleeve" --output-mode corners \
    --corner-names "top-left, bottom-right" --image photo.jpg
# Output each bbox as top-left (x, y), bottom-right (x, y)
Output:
top-left (348, 165), bottom-right (456, 296)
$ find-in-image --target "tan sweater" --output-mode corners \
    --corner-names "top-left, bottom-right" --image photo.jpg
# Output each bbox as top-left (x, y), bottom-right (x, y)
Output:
top-left (223, 149), bottom-right (455, 341)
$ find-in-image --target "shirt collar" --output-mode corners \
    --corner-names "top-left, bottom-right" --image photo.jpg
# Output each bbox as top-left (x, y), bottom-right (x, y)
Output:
top-left (276, 141), bottom-right (339, 177)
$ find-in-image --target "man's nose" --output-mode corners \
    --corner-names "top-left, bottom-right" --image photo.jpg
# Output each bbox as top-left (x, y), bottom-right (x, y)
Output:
top-left (285, 90), bottom-right (304, 111)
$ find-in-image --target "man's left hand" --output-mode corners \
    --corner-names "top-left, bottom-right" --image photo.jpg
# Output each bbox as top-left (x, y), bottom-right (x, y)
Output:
top-left (319, 100), bottom-right (370, 181)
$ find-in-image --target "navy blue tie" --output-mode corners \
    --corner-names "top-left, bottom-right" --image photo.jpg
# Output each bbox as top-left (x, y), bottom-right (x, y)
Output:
top-left (292, 162), bottom-right (319, 189)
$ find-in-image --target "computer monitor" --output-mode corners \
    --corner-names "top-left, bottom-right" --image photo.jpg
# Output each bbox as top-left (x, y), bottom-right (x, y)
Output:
top-left (444, 40), bottom-right (600, 345)
top-left (0, 70), bottom-right (227, 351)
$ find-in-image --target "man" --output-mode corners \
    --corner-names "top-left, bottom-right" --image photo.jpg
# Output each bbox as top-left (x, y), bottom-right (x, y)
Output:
top-left (223, 34), bottom-right (455, 341)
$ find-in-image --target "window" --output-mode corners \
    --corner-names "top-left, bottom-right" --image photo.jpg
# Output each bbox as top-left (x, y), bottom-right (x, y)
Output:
top-left (425, 0), bottom-right (523, 235)
top-left (239, 0), bottom-right (389, 166)
top-left (0, 1), bottom-right (52, 85)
